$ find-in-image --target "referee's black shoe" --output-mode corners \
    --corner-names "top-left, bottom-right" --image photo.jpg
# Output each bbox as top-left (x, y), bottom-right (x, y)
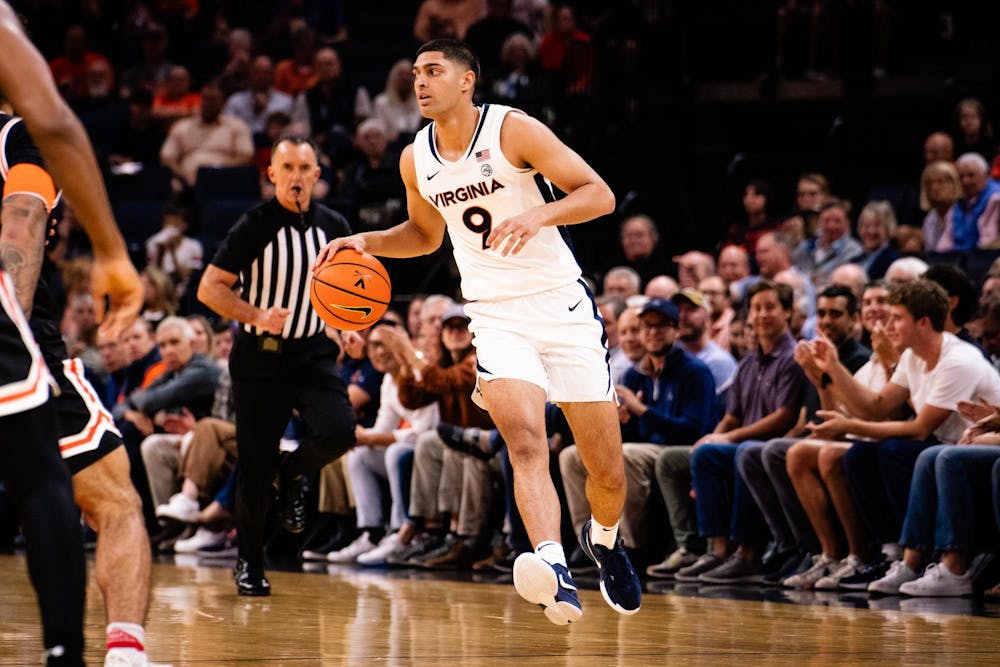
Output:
top-left (279, 469), bottom-right (309, 534)
top-left (234, 558), bottom-right (271, 596)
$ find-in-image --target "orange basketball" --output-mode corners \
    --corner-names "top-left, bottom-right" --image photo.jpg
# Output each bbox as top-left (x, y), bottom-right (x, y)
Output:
top-left (310, 249), bottom-right (392, 331)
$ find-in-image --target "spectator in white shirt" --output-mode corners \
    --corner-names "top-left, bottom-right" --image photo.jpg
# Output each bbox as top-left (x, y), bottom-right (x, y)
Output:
top-left (145, 201), bottom-right (203, 298)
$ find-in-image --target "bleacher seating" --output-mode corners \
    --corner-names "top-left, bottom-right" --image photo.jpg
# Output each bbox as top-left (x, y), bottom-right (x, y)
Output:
top-left (106, 165), bottom-right (172, 201)
top-left (194, 166), bottom-right (260, 204)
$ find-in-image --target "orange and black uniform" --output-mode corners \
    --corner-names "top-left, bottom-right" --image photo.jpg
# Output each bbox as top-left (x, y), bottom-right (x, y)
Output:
top-left (0, 113), bottom-right (85, 666)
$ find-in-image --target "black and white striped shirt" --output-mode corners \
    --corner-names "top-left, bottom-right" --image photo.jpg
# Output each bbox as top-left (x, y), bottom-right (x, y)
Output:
top-left (210, 198), bottom-right (352, 339)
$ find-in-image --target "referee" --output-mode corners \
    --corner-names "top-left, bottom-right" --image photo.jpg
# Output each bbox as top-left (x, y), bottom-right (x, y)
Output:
top-left (198, 136), bottom-right (356, 596)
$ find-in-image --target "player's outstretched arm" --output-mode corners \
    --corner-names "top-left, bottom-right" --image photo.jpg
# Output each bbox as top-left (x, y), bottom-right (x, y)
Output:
top-left (0, 2), bottom-right (141, 336)
top-left (314, 146), bottom-right (445, 268)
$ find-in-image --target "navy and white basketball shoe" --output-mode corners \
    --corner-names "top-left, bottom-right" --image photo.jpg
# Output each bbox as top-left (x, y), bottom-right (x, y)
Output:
top-left (580, 520), bottom-right (642, 614)
top-left (512, 552), bottom-right (583, 625)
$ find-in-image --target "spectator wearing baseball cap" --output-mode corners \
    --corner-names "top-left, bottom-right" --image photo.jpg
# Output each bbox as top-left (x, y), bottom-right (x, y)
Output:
top-left (441, 304), bottom-right (471, 328)
top-left (639, 297), bottom-right (680, 324)
top-left (671, 289), bottom-right (738, 415)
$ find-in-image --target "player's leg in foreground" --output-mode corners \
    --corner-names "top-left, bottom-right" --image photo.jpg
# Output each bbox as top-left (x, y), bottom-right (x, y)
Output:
top-left (481, 378), bottom-right (582, 625)
top-left (72, 446), bottom-right (151, 666)
top-left (562, 400), bottom-right (641, 615)
top-left (54, 357), bottom-right (152, 666)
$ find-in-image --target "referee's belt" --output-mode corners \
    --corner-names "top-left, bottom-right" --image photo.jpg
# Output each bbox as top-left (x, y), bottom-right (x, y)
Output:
top-left (257, 335), bottom-right (284, 353)
top-left (241, 331), bottom-right (324, 354)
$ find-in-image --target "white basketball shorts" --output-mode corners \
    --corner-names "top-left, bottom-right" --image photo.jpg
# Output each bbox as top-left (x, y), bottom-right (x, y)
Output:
top-left (465, 279), bottom-right (613, 407)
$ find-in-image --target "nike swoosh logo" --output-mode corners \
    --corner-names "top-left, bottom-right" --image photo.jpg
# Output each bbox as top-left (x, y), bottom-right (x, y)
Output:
top-left (568, 299), bottom-right (583, 311)
top-left (426, 171), bottom-right (441, 181)
top-left (329, 304), bottom-right (373, 318)
top-left (557, 573), bottom-right (577, 592)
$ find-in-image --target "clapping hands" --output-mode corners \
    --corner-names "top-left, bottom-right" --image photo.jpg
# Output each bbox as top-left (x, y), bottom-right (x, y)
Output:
top-left (794, 333), bottom-right (837, 386)
top-left (958, 397), bottom-right (1000, 444)
top-left (614, 385), bottom-right (645, 423)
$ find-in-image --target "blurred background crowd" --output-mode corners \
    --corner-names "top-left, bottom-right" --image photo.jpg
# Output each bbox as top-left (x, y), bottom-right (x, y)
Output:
top-left (5, 0), bottom-right (1000, 597)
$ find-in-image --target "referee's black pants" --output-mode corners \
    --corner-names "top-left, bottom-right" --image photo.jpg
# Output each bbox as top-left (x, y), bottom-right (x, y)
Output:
top-left (0, 401), bottom-right (86, 664)
top-left (230, 333), bottom-right (356, 566)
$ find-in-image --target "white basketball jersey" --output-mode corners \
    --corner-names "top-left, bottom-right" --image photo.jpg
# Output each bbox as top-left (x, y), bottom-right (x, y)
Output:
top-left (413, 104), bottom-right (582, 301)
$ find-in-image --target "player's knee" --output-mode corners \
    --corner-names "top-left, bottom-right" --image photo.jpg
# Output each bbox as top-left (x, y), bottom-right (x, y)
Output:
top-left (586, 458), bottom-right (626, 491)
top-left (75, 475), bottom-right (142, 528)
top-left (505, 437), bottom-right (549, 468)
top-left (496, 420), bottom-right (546, 451)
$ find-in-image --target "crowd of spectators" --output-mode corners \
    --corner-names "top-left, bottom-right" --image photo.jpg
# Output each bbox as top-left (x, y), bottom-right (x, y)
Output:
top-left (3, 1), bottom-right (1000, 607)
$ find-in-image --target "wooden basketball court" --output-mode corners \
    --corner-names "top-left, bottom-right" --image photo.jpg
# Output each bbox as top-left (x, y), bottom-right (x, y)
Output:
top-left (2, 554), bottom-right (999, 665)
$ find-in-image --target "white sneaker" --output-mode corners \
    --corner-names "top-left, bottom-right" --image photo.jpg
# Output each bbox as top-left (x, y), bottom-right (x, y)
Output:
top-left (783, 553), bottom-right (839, 589)
top-left (327, 532), bottom-right (377, 563)
top-left (356, 532), bottom-right (406, 566)
top-left (898, 562), bottom-right (973, 597)
top-left (815, 554), bottom-right (864, 590)
top-left (174, 527), bottom-right (226, 554)
top-left (155, 493), bottom-right (199, 523)
top-left (868, 560), bottom-right (919, 594)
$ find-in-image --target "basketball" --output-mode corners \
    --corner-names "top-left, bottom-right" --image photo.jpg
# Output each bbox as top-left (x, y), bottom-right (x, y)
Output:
top-left (310, 249), bottom-right (392, 331)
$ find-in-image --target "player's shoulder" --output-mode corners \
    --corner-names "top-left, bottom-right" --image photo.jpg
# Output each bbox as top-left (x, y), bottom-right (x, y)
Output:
top-left (497, 107), bottom-right (553, 154)
top-left (398, 142), bottom-right (417, 182)
top-left (497, 106), bottom-right (542, 132)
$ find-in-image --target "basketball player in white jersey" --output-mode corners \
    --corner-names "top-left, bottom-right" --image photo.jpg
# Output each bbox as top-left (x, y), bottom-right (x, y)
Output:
top-left (315, 39), bottom-right (641, 625)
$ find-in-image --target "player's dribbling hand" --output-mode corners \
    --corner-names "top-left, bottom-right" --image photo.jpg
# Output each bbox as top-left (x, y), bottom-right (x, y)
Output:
top-left (256, 306), bottom-right (291, 335)
top-left (314, 235), bottom-right (366, 271)
top-left (90, 254), bottom-right (143, 339)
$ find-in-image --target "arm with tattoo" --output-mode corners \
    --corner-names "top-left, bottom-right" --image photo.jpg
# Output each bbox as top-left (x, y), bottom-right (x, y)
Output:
top-left (0, 193), bottom-right (48, 315)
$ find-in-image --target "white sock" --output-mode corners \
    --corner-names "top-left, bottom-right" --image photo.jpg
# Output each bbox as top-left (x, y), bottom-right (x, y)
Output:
top-left (107, 622), bottom-right (145, 653)
top-left (590, 517), bottom-right (619, 549)
top-left (535, 540), bottom-right (566, 567)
